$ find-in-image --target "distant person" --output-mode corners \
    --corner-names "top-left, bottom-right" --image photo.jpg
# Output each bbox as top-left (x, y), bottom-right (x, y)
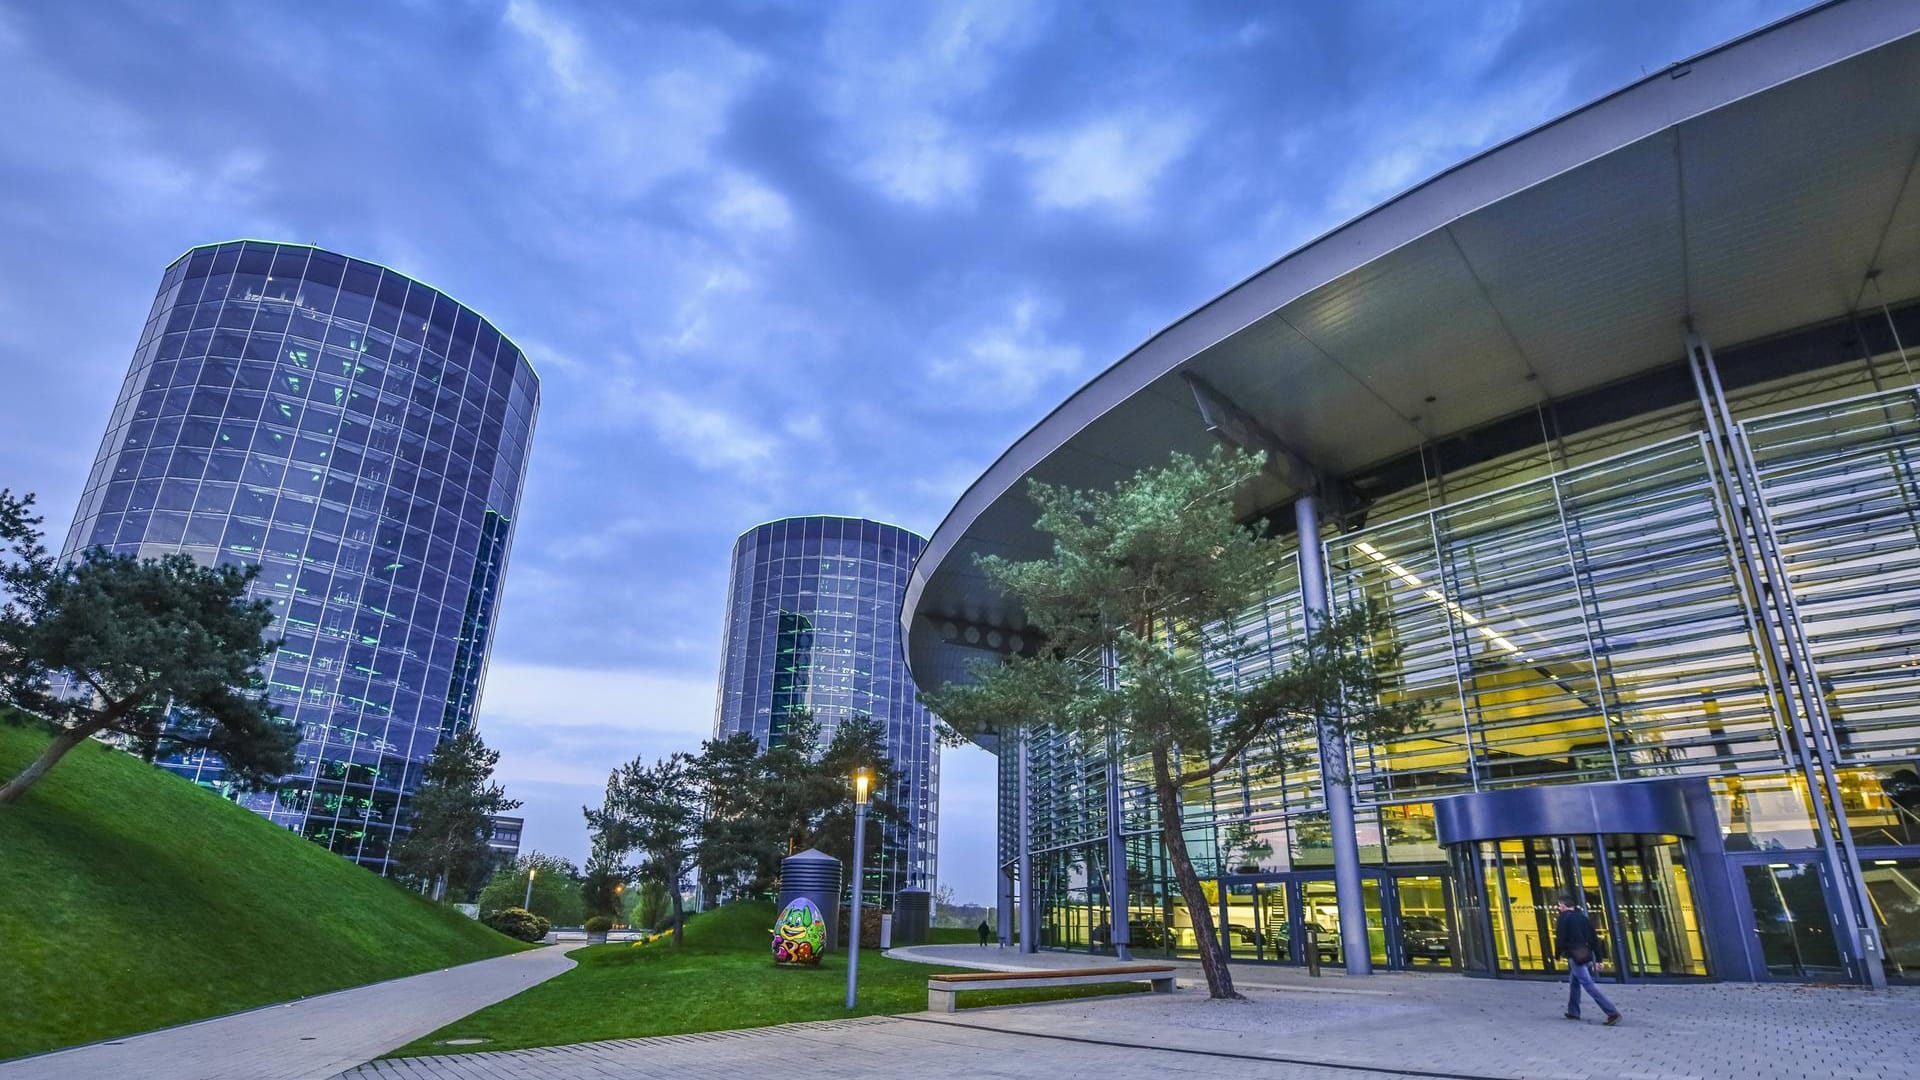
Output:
top-left (1554, 894), bottom-right (1621, 1025)
top-left (977, 919), bottom-right (992, 947)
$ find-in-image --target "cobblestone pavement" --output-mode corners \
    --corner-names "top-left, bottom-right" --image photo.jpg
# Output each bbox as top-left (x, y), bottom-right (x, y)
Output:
top-left (894, 944), bottom-right (1920, 1080)
top-left (0, 947), bottom-right (575, 1080)
top-left (343, 949), bottom-right (1920, 1080)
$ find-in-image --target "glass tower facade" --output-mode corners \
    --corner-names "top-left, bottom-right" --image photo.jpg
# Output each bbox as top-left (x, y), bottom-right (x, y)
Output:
top-left (714, 516), bottom-right (938, 905)
top-left (59, 240), bottom-right (539, 871)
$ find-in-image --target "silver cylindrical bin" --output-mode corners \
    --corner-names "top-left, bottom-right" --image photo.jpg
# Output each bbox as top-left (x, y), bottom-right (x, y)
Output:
top-left (777, 848), bottom-right (844, 952)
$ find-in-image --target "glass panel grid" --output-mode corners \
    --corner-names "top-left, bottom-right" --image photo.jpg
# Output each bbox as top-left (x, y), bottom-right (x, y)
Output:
top-left (1744, 388), bottom-right (1920, 762)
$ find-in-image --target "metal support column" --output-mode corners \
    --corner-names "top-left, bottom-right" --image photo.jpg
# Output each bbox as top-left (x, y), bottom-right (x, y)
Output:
top-left (1106, 754), bottom-right (1132, 960)
top-left (996, 865), bottom-right (1014, 947)
top-left (1297, 493), bottom-right (1372, 976)
top-left (1101, 644), bottom-right (1132, 960)
top-left (1686, 331), bottom-right (1888, 989)
top-left (1017, 727), bottom-right (1038, 954)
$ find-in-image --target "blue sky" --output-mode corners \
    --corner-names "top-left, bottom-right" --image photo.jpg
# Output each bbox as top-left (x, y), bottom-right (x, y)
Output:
top-left (0, 0), bottom-right (1804, 902)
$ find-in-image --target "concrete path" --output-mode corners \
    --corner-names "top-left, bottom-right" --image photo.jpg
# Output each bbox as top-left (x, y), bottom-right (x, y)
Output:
top-left (341, 950), bottom-right (1920, 1080)
top-left (0, 946), bottom-right (575, 1080)
top-left (339, 1015), bottom-right (1422, 1080)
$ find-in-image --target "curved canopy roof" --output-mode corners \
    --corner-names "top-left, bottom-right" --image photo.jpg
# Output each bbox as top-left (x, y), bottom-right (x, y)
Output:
top-left (904, 0), bottom-right (1920, 703)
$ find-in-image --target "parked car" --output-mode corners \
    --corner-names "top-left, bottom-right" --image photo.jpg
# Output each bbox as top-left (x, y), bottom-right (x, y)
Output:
top-left (1222, 924), bottom-right (1265, 950)
top-left (1400, 915), bottom-right (1452, 963)
top-left (1130, 919), bottom-right (1169, 949)
top-left (1304, 920), bottom-right (1340, 964)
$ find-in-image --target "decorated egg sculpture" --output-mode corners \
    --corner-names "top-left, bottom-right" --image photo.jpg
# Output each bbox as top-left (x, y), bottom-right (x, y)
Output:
top-left (772, 897), bottom-right (826, 965)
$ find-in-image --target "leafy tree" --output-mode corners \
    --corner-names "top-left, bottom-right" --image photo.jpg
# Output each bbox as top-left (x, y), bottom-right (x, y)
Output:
top-left (756, 710), bottom-right (828, 860)
top-left (478, 852), bottom-right (584, 926)
top-left (810, 714), bottom-right (901, 878)
top-left (389, 728), bottom-right (519, 901)
top-left (924, 449), bottom-right (1425, 999)
top-left (0, 489), bottom-right (297, 805)
top-left (579, 855), bottom-right (630, 920)
top-left (689, 731), bottom-right (772, 901)
top-left (626, 878), bottom-right (671, 932)
top-left (587, 753), bottom-right (697, 945)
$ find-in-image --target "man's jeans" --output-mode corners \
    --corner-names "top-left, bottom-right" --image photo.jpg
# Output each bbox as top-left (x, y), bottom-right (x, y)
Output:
top-left (1567, 960), bottom-right (1618, 1018)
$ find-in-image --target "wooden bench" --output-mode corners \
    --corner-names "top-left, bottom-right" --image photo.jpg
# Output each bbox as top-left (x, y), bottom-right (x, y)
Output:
top-left (926, 964), bottom-right (1178, 1013)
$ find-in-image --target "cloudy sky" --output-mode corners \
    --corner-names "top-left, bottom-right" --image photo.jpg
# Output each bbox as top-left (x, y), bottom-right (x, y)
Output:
top-left (0, 0), bottom-right (1804, 902)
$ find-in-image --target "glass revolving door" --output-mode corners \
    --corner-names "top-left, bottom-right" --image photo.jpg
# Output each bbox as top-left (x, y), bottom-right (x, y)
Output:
top-left (1451, 833), bottom-right (1709, 978)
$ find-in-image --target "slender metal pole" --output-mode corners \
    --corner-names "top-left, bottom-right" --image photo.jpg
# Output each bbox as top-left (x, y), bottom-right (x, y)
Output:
top-left (523, 871), bottom-right (534, 910)
top-left (1017, 729), bottom-right (1037, 953)
top-left (846, 801), bottom-right (868, 1009)
top-left (1297, 494), bottom-right (1372, 975)
top-left (1103, 644), bottom-right (1132, 960)
top-left (1107, 755), bottom-right (1132, 960)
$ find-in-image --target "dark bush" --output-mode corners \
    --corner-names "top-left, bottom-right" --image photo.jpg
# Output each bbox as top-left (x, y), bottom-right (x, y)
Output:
top-left (483, 907), bottom-right (551, 942)
top-left (584, 915), bottom-right (614, 934)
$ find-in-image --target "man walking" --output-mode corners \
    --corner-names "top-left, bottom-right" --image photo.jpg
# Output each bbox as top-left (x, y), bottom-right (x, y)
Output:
top-left (1554, 894), bottom-right (1621, 1025)
top-left (977, 918), bottom-right (992, 947)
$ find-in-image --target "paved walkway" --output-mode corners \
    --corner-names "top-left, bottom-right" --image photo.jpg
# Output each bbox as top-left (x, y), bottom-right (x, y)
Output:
top-left (342, 948), bottom-right (1920, 1080)
top-left (0, 947), bottom-right (575, 1080)
top-left (340, 1015), bottom-right (1423, 1080)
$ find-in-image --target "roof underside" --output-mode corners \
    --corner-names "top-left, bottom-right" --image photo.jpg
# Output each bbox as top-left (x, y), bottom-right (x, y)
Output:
top-left (906, 0), bottom-right (1920, 702)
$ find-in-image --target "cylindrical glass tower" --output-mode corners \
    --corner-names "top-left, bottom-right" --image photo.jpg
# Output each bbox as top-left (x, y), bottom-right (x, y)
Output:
top-left (59, 240), bottom-right (539, 870)
top-left (714, 516), bottom-right (938, 905)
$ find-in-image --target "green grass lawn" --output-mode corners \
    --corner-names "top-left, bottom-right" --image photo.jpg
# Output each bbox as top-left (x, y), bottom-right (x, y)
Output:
top-left (0, 722), bottom-right (525, 1060)
top-left (391, 902), bottom-right (1141, 1056)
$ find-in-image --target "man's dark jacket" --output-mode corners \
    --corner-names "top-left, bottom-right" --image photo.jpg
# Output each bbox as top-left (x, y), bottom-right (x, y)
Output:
top-left (1553, 907), bottom-right (1601, 960)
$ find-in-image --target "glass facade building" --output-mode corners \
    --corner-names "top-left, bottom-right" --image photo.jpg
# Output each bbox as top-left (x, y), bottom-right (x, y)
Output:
top-left (907, 4), bottom-right (1920, 987)
top-left (714, 516), bottom-right (938, 905)
top-left (59, 240), bottom-right (539, 871)
top-left (993, 344), bottom-right (1920, 984)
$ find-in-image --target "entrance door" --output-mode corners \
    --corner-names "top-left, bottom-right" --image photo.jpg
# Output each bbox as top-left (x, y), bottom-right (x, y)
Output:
top-left (1300, 878), bottom-right (1388, 967)
top-left (1606, 835), bottom-right (1708, 976)
top-left (1220, 880), bottom-right (1292, 961)
top-left (1454, 834), bottom-right (1709, 978)
top-left (1742, 862), bottom-right (1845, 978)
top-left (1394, 873), bottom-right (1455, 968)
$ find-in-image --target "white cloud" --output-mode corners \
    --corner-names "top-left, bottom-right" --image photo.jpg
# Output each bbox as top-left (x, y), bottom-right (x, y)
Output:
top-left (503, 0), bottom-right (590, 95)
top-left (929, 294), bottom-right (1085, 408)
top-left (497, 0), bottom-right (762, 198)
top-left (708, 169), bottom-right (794, 235)
top-left (626, 386), bottom-right (779, 476)
top-left (782, 412), bottom-right (826, 442)
top-left (857, 115), bottom-right (978, 207)
top-left (819, 0), bottom-right (1041, 207)
top-left (1015, 112), bottom-right (1196, 217)
top-left (479, 661), bottom-right (716, 740)
top-left (1324, 4), bottom-right (1571, 219)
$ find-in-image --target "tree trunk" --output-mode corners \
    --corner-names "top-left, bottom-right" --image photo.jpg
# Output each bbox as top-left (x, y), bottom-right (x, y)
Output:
top-left (669, 886), bottom-right (685, 946)
top-left (0, 724), bottom-right (99, 805)
top-left (1151, 744), bottom-right (1238, 999)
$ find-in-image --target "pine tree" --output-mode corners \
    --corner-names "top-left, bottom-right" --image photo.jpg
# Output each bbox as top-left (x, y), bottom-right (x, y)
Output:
top-left (587, 753), bottom-right (697, 944)
top-left (390, 728), bottom-right (519, 900)
top-left (0, 489), bottom-right (296, 805)
top-left (924, 449), bottom-right (1426, 999)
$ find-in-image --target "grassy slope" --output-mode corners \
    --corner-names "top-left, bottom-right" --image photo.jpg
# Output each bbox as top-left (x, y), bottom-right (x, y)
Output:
top-left (391, 901), bottom-right (1141, 1056)
top-left (0, 723), bottom-right (524, 1060)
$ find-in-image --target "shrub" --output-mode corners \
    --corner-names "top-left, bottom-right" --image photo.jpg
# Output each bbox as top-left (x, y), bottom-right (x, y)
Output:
top-left (482, 907), bottom-right (551, 943)
top-left (584, 915), bottom-right (613, 934)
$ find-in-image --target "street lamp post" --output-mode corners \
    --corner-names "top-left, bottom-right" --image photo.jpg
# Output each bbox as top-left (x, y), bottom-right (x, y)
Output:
top-left (614, 882), bottom-right (625, 926)
top-left (845, 766), bottom-right (872, 1010)
top-left (524, 865), bottom-right (536, 910)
